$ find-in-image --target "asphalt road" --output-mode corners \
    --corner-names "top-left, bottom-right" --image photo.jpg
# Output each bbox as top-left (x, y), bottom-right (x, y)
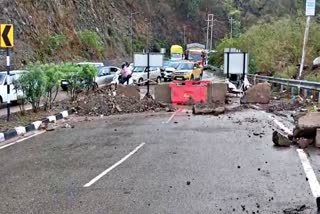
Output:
top-left (0, 109), bottom-right (318, 213)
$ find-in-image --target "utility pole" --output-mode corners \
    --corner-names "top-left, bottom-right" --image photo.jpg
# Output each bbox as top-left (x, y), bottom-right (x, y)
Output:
top-left (130, 11), bottom-right (139, 60)
top-left (299, 16), bottom-right (311, 79)
top-left (206, 14), bottom-right (214, 51)
top-left (210, 16), bottom-right (214, 51)
top-left (183, 25), bottom-right (186, 47)
top-left (145, 20), bottom-right (151, 51)
top-left (229, 17), bottom-right (234, 39)
top-left (298, 0), bottom-right (316, 79)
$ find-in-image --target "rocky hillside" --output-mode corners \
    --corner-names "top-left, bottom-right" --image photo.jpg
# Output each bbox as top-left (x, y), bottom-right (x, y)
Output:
top-left (0, 0), bottom-right (302, 68)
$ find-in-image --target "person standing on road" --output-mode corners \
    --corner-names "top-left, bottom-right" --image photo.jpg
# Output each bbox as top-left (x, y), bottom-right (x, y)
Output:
top-left (125, 62), bottom-right (132, 85)
top-left (120, 64), bottom-right (127, 84)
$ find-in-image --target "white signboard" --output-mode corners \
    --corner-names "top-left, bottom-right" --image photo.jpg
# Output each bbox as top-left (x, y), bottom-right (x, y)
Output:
top-left (306, 0), bottom-right (316, 16)
top-left (224, 52), bottom-right (249, 75)
top-left (134, 53), bottom-right (164, 67)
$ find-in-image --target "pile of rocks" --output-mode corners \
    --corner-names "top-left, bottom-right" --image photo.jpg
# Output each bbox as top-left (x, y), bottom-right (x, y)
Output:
top-left (273, 112), bottom-right (320, 149)
top-left (73, 86), bottom-right (174, 116)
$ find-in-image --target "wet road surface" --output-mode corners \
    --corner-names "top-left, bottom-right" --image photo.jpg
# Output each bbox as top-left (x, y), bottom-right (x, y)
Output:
top-left (0, 109), bottom-right (318, 213)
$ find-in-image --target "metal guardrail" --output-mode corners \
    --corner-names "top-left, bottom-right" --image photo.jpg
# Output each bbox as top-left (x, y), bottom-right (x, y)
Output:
top-left (247, 74), bottom-right (320, 91)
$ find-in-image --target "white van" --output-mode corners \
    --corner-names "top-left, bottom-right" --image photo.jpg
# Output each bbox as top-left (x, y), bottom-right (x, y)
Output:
top-left (0, 70), bottom-right (26, 104)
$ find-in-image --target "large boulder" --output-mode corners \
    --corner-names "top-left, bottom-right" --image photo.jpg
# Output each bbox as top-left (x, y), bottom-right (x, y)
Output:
top-left (193, 103), bottom-right (225, 116)
top-left (240, 82), bottom-right (271, 104)
top-left (297, 112), bottom-right (320, 129)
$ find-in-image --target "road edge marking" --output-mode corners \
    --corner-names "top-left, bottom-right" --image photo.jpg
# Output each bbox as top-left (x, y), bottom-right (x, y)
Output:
top-left (297, 149), bottom-right (320, 198)
top-left (83, 142), bottom-right (146, 188)
top-left (0, 130), bottom-right (46, 150)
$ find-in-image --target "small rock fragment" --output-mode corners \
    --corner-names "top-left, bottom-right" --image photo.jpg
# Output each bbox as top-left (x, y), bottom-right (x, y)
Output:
top-left (272, 131), bottom-right (292, 147)
top-left (297, 138), bottom-right (314, 149)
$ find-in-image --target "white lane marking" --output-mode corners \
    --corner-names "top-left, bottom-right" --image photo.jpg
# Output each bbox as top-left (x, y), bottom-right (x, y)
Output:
top-left (297, 149), bottom-right (320, 198)
top-left (0, 131), bottom-right (46, 150)
top-left (0, 142), bottom-right (16, 150)
top-left (269, 115), bottom-right (293, 135)
top-left (83, 143), bottom-right (146, 188)
top-left (165, 108), bottom-right (182, 124)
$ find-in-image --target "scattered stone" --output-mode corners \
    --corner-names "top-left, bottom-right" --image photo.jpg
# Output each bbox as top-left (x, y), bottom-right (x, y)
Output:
top-left (237, 166), bottom-right (241, 169)
top-left (272, 131), bottom-right (292, 147)
top-left (46, 123), bottom-right (56, 131)
top-left (297, 138), bottom-right (314, 149)
top-left (240, 83), bottom-right (271, 104)
top-left (283, 205), bottom-right (309, 214)
top-left (62, 123), bottom-right (73, 129)
top-left (186, 181), bottom-right (191, 186)
top-left (165, 107), bottom-right (174, 112)
top-left (213, 107), bottom-right (225, 116)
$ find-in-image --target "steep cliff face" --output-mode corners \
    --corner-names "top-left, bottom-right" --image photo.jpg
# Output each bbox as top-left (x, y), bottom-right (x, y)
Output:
top-left (0, 0), bottom-right (299, 68)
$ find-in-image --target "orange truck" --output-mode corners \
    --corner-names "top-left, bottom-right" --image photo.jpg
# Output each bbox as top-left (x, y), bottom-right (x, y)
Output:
top-left (185, 43), bottom-right (207, 67)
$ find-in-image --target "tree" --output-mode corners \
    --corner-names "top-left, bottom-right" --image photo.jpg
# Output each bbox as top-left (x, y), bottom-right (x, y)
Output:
top-left (16, 65), bottom-right (46, 112)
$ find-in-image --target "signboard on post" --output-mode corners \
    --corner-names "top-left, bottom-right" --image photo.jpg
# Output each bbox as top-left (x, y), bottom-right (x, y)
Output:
top-left (0, 24), bottom-right (14, 48)
top-left (224, 50), bottom-right (249, 78)
top-left (134, 53), bottom-right (164, 67)
top-left (0, 24), bottom-right (13, 121)
top-left (134, 52), bottom-right (164, 96)
top-left (306, 0), bottom-right (316, 16)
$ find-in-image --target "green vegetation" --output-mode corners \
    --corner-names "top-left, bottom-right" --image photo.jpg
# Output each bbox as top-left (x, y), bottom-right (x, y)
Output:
top-left (15, 65), bottom-right (46, 113)
top-left (78, 30), bottom-right (105, 58)
top-left (212, 17), bottom-right (320, 77)
top-left (44, 33), bottom-right (68, 56)
top-left (14, 63), bottom-right (98, 112)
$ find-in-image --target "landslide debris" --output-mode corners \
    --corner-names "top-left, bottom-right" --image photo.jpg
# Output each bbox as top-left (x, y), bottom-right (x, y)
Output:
top-left (73, 87), bottom-right (174, 116)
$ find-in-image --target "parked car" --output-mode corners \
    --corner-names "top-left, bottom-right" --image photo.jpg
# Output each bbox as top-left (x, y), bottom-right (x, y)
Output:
top-left (162, 61), bottom-right (181, 82)
top-left (131, 66), bottom-right (162, 85)
top-left (77, 62), bottom-right (104, 67)
top-left (0, 70), bottom-right (26, 104)
top-left (61, 62), bottom-right (105, 91)
top-left (93, 66), bottom-right (121, 88)
top-left (172, 61), bottom-right (203, 81)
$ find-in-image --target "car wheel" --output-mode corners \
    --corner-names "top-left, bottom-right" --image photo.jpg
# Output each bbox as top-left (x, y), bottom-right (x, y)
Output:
top-left (157, 77), bottom-right (161, 84)
top-left (191, 75), bottom-right (195, 81)
top-left (0, 96), bottom-right (2, 104)
top-left (138, 78), bottom-right (144, 85)
top-left (164, 78), bottom-right (168, 82)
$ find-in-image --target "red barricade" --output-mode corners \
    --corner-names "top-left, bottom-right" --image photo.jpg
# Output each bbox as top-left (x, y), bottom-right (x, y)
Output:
top-left (169, 81), bottom-right (211, 104)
